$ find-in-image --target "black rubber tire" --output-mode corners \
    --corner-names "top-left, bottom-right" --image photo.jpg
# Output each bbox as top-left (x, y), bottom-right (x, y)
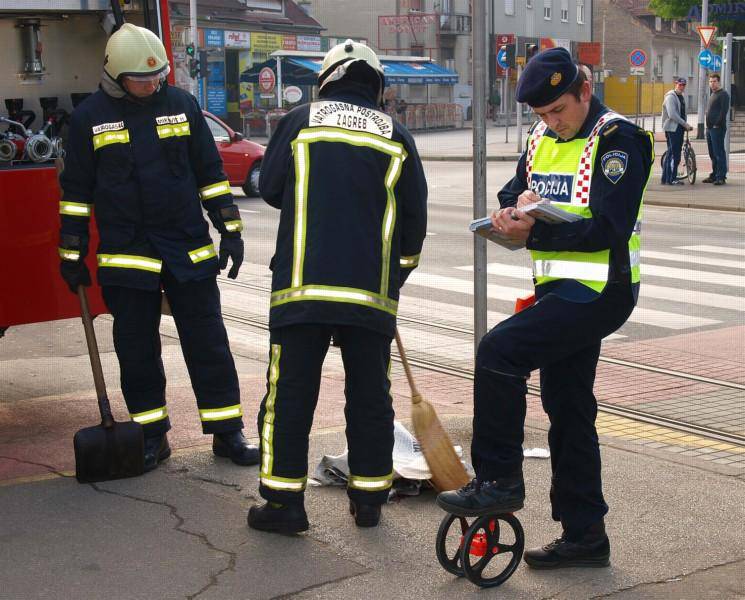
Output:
top-left (435, 513), bottom-right (468, 577)
top-left (460, 513), bottom-right (525, 588)
top-left (242, 161), bottom-right (261, 197)
top-left (686, 149), bottom-right (697, 184)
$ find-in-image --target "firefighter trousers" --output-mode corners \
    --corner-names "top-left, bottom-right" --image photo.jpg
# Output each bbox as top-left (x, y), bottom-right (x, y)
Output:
top-left (472, 284), bottom-right (634, 537)
top-left (101, 268), bottom-right (243, 438)
top-left (257, 324), bottom-right (395, 507)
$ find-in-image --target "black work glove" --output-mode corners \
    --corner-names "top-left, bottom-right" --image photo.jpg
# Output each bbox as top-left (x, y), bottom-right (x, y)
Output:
top-left (60, 260), bottom-right (91, 294)
top-left (218, 234), bottom-right (244, 279)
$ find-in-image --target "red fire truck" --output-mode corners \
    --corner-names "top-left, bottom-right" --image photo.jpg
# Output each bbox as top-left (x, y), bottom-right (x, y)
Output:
top-left (0, 1), bottom-right (174, 336)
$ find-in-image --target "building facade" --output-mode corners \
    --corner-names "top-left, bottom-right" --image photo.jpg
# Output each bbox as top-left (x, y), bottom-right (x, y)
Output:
top-left (593, 0), bottom-right (701, 113)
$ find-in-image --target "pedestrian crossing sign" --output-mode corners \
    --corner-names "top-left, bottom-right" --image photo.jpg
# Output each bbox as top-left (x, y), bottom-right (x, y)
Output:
top-left (697, 25), bottom-right (717, 49)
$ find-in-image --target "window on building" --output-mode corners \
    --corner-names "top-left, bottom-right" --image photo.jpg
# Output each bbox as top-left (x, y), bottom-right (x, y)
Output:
top-left (544, 0), bottom-right (552, 20)
top-left (409, 0), bottom-right (423, 11)
top-left (655, 16), bottom-right (662, 31)
top-left (505, 0), bottom-right (515, 15)
top-left (654, 54), bottom-right (663, 77)
top-left (411, 44), bottom-right (425, 56)
top-left (671, 20), bottom-right (677, 33)
top-left (689, 56), bottom-right (694, 76)
top-left (561, 0), bottom-right (568, 21)
top-left (673, 54), bottom-right (679, 75)
top-left (576, 0), bottom-right (585, 24)
top-left (527, 0), bottom-right (533, 8)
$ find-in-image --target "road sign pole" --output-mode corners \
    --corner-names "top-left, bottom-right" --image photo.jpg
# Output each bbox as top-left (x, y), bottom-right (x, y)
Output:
top-left (724, 32), bottom-right (733, 163)
top-left (697, 0), bottom-right (709, 139)
top-left (473, 0), bottom-right (487, 351)
top-left (504, 70), bottom-right (509, 143)
top-left (516, 63), bottom-right (523, 154)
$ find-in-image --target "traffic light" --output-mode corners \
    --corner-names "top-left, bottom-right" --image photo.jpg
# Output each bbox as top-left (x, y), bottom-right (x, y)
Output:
top-left (185, 43), bottom-right (195, 58)
top-left (189, 57), bottom-right (200, 78)
top-left (525, 43), bottom-right (539, 62)
top-left (500, 44), bottom-right (516, 69)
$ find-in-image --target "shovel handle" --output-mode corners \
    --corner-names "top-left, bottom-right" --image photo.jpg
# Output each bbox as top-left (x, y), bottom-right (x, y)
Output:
top-left (77, 286), bottom-right (114, 428)
top-left (394, 328), bottom-right (422, 404)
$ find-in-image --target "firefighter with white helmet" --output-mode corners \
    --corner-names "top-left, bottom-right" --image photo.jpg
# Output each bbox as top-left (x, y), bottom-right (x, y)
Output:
top-left (247, 40), bottom-right (428, 533)
top-left (59, 23), bottom-right (259, 472)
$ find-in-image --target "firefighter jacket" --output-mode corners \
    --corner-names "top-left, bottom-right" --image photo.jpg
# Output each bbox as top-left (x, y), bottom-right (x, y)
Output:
top-left (259, 84), bottom-right (428, 338)
top-left (498, 97), bottom-right (654, 303)
top-left (59, 82), bottom-right (238, 290)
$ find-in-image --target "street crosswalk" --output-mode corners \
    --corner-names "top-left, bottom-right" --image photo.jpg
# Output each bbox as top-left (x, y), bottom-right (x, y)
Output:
top-left (215, 245), bottom-right (744, 367)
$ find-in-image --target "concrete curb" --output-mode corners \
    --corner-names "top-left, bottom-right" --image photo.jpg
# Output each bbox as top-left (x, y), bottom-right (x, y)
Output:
top-left (420, 155), bottom-right (521, 162)
top-left (644, 199), bottom-right (744, 212)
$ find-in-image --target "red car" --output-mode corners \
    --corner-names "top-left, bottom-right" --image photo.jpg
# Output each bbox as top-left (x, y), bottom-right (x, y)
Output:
top-left (203, 111), bottom-right (264, 197)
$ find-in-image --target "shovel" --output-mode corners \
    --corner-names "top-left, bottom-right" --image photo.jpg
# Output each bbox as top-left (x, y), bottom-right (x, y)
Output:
top-left (73, 286), bottom-right (144, 483)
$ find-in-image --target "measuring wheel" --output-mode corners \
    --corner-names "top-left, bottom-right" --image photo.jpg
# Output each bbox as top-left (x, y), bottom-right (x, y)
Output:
top-left (435, 512), bottom-right (525, 588)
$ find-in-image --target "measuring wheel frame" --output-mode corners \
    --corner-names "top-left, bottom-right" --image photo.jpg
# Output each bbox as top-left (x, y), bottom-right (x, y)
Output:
top-left (435, 511), bottom-right (525, 588)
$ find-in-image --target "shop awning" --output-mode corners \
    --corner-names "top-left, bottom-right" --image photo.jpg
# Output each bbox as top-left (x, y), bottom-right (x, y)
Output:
top-left (240, 56), bottom-right (458, 86)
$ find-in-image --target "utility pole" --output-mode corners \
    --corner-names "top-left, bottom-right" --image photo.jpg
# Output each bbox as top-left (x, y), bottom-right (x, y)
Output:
top-left (696, 0), bottom-right (709, 139)
top-left (516, 63), bottom-right (523, 153)
top-left (190, 0), bottom-right (199, 100)
top-left (473, 0), bottom-right (487, 351)
top-left (723, 32), bottom-right (733, 160)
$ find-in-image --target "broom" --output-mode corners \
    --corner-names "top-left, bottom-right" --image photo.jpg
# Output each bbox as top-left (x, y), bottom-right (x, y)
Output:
top-left (394, 328), bottom-right (471, 492)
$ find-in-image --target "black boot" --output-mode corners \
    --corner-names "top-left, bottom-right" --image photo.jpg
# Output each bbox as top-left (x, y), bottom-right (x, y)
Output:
top-left (523, 521), bottom-right (610, 569)
top-left (349, 500), bottom-right (381, 527)
top-left (213, 430), bottom-right (259, 466)
top-left (247, 502), bottom-right (309, 534)
top-left (702, 175), bottom-right (716, 183)
top-left (436, 477), bottom-right (524, 517)
top-left (143, 434), bottom-right (171, 473)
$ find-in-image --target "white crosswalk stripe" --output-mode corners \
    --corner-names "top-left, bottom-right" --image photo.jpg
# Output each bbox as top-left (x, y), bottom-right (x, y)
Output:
top-left (676, 245), bottom-right (745, 257)
top-left (449, 264), bottom-right (721, 330)
top-left (641, 250), bottom-right (745, 270)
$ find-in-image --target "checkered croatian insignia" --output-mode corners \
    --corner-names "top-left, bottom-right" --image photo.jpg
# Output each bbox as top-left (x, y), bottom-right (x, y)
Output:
top-left (601, 151), bottom-right (628, 184)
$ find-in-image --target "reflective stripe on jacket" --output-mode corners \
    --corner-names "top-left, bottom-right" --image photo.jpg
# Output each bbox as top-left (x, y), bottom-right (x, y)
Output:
top-left (259, 90), bottom-right (428, 337)
top-left (59, 83), bottom-right (235, 289)
top-left (525, 111), bottom-right (651, 294)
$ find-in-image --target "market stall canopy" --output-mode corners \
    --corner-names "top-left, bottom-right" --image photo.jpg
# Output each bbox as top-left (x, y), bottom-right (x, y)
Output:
top-left (240, 51), bottom-right (459, 86)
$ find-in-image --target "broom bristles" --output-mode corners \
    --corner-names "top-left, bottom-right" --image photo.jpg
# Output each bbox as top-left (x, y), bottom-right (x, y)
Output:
top-left (412, 398), bottom-right (471, 492)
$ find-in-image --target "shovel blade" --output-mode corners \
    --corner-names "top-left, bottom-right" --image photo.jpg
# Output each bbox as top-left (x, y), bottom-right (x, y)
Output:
top-left (74, 420), bottom-right (145, 483)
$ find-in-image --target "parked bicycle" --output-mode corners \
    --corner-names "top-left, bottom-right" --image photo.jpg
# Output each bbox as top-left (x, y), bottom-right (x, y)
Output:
top-left (660, 131), bottom-right (697, 185)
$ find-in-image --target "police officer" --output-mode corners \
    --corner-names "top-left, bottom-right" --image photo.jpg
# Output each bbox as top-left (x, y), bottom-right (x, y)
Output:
top-left (438, 48), bottom-right (653, 568)
top-left (247, 40), bottom-right (427, 534)
top-left (58, 24), bottom-right (258, 472)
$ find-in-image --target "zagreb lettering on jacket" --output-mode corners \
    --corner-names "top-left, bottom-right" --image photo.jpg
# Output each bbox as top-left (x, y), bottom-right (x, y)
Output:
top-left (91, 121), bottom-right (125, 134)
top-left (309, 101), bottom-right (393, 138)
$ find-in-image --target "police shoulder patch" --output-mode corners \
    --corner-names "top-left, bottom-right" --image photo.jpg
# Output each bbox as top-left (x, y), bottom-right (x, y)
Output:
top-left (601, 150), bottom-right (628, 184)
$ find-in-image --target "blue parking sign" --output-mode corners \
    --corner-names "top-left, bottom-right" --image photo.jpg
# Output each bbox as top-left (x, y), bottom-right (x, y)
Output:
top-left (712, 55), bottom-right (722, 71)
top-left (497, 48), bottom-right (508, 69)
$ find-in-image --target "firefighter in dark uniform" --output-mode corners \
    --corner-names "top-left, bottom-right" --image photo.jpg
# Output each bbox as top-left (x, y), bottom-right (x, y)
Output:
top-left (438, 48), bottom-right (654, 568)
top-left (247, 40), bottom-right (428, 534)
top-left (58, 24), bottom-right (258, 472)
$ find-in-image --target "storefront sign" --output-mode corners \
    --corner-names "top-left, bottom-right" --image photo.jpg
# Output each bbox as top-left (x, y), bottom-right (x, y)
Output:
top-left (540, 38), bottom-right (571, 51)
top-left (578, 42), bottom-right (601, 66)
top-left (258, 67), bottom-right (276, 94)
top-left (205, 29), bottom-right (224, 48)
top-left (283, 86), bottom-right (303, 104)
top-left (297, 35), bottom-right (321, 51)
top-left (687, 2), bottom-right (745, 21)
top-left (207, 87), bottom-right (226, 116)
top-left (252, 32), bottom-right (283, 52)
top-left (224, 30), bottom-right (250, 48)
top-left (283, 35), bottom-right (297, 51)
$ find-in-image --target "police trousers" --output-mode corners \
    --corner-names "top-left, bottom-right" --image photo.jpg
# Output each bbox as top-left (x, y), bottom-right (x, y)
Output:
top-left (101, 268), bottom-right (243, 438)
top-left (472, 284), bottom-right (634, 536)
top-left (257, 324), bottom-right (394, 507)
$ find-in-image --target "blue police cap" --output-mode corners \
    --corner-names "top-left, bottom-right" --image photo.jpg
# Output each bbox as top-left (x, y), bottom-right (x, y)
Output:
top-left (515, 47), bottom-right (580, 108)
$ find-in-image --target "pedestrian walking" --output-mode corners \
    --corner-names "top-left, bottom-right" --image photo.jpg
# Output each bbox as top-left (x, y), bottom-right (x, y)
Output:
top-left (58, 24), bottom-right (258, 472)
top-left (489, 85), bottom-right (501, 123)
top-left (703, 73), bottom-right (730, 185)
top-left (247, 39), bottom-right (428, 534)
top-left (437, 48), bottom-right (654, 569)
top-left (661, 77), bottom-right (693, 185)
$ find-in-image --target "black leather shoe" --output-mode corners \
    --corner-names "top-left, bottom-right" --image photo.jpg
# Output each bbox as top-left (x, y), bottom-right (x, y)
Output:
top-left (213, 430), bottom-right (259, 466)
top-left (143, 434), bottom-right (171, 473)
top-left (436, 477), bottom-right (524, 517)
top-left (247, 502), bottom-right (309, 534)
top-left (702, 175), bottom-right (716, 183)
top-left (714, 179), bottom-right (726, 185)
top-left (349, 500), bottom-right (381, 527)
top-left (524, 522), bottom-right (610, 569)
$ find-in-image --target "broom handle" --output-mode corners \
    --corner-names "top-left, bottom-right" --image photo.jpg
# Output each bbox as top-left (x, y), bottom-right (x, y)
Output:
top-left (394, 328), bottom-right (422, 404)
top-left (77, 286), bottom-right (114, 428)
